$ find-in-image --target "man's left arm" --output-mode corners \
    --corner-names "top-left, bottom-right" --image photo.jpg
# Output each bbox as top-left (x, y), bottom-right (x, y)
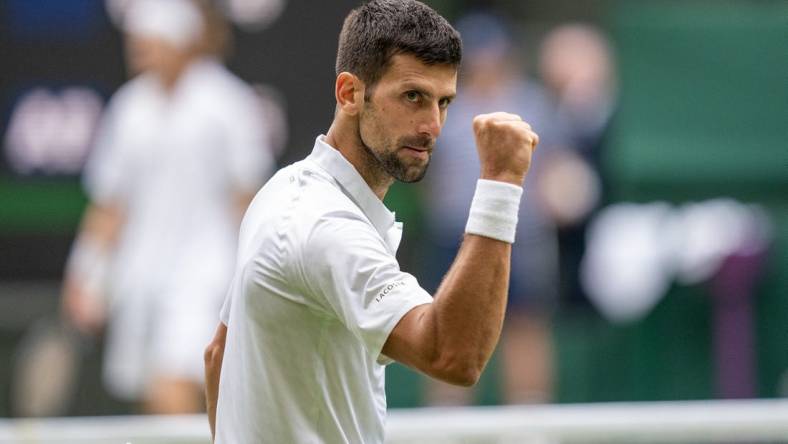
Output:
top-left (204, 322), bottom-right (227, 442)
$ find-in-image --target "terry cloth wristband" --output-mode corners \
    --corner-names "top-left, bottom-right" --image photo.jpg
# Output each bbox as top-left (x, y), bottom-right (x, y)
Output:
top-left (66, 238), bottom-right (109, 296)
top-left (465, 179), bottom-right (523, 243)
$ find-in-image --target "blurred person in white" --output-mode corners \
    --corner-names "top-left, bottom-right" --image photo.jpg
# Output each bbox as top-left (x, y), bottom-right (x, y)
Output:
top-left (61, 0), bottom-right (274, 414)
top-left (423, 12), bottom-right (565, 405)
top-left (538, 24), bottom-right (615, 307)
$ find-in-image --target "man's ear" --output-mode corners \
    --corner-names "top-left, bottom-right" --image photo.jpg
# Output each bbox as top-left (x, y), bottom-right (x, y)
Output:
top-left (335, 72), bottom-right (365, 116)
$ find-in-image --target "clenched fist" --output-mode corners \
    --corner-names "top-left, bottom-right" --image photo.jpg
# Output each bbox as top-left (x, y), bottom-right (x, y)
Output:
top-left (472, 112), bottom-right (539, 187)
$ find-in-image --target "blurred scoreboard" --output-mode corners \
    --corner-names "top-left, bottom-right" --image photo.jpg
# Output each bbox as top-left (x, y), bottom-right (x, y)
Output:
top-left (0, 0), bottom-right (119, 278)
top-left (0, 0), bottom-right (356, 279)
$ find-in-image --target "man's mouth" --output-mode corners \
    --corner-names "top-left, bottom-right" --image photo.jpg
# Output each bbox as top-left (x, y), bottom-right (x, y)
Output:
top-left (401, 146), bottom-right (431, 161)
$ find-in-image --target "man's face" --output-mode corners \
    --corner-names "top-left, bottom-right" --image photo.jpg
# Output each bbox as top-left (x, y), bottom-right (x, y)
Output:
top-left (357, 54), bottom-right (457, 183)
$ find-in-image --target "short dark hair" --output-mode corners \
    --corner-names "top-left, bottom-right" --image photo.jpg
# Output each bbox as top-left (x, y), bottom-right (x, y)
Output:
top-left (335, 0), bottom-right (462, 89)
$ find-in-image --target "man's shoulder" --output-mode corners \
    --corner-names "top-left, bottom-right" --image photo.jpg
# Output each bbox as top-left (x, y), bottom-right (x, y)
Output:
top-left (252, 158), bottom-right (367, 228)
top-left (296, 159), bottom-right (366, 217)
top-left (191, 63), bottom-right (259, 110)
top-left (240, 158), bottom-right (374, 271)
top-left (289, 159), bottom-right (377, 246)
top-left (105, 74), bottom-right (157, 114)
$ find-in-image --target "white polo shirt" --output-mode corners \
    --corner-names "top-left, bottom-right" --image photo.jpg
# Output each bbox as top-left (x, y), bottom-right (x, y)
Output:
top-left (215, 136), bottom-right (434, 443)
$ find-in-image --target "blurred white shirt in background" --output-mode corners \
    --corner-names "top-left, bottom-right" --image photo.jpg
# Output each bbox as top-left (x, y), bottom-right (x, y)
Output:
top-left (84, 57), bottom-right (274, 399)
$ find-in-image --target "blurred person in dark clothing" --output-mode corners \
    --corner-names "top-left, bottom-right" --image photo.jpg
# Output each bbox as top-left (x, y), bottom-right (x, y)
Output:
top-left (538, 23), bottom-right (616, 308)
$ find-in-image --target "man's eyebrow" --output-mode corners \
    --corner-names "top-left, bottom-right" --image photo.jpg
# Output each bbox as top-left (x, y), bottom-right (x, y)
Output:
top-left (401, 83), bottom-right (431, 96)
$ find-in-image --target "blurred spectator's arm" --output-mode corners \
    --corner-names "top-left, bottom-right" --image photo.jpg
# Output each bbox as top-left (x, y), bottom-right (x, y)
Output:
top-left (537, 147), bottom-right (601, 227)
top-left (61, 203), bottom-right (123, 335)
top-left (225, 86), bottom-right (277, 222)
top-left (234, 190), bottom-right (257, 222)
top-left (204, 322), bottom-right (227, 442)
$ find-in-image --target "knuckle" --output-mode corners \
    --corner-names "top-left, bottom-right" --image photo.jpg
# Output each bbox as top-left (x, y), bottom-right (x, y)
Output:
top-left (473, 115), bottom-right (489, 132)
top-left (472, 115), bottom-right (483, 126)
top-left (513, 125), bottom-right (529, 138)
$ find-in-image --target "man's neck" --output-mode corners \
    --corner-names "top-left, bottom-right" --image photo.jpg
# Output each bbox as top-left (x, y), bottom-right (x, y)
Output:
top-left (154, 56), bottom-right (195, 93)
top-left (325, 122), bottom-right (393, 201)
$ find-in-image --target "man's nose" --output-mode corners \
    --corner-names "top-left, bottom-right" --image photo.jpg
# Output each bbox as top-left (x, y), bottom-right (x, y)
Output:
top-left (417, 102), bottom-right (442, 139)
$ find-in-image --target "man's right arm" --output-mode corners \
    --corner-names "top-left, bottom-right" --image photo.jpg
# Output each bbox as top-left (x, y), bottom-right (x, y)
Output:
top-left (382, 112), bottom-right (539, 386)
top-left (204, 322), bottom-right (227, 442)
top-left (61, 203), bottom-right (123, 335)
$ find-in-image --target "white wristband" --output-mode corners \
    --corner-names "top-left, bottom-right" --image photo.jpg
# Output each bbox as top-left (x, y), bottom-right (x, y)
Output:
top-left (66, 238), bottom-right (110, 296)
top-left (465, 179), bottom-right (523, 243)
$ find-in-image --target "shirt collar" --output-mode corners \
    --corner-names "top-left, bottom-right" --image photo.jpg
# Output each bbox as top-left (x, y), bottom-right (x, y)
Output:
top-left (308, 135), bottom-right (401, 248)
top-left (172, 57), bottom-right (217, 90)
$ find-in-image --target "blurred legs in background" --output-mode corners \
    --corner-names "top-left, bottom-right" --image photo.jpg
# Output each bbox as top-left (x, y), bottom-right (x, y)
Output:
top-left (501, 313), bottom-right (554, 404)
top-left (144, 377), bottom-right (203, 414)
top-left (426, 312), bottom-right (554, 406)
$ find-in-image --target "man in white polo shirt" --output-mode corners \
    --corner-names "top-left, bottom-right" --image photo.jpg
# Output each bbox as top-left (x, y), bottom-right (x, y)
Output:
top-left (205, 1), bottom-right (540, 442)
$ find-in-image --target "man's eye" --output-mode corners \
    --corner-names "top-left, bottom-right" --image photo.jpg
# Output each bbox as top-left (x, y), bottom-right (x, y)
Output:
top-left (439, 98), bottom-right (451, 109)
top-left (405, 91), bottom-right (420, 102)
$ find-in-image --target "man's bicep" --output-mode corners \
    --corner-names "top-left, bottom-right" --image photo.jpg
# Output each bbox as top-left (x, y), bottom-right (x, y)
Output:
top-left (381, 303), bottom-right (436, 373)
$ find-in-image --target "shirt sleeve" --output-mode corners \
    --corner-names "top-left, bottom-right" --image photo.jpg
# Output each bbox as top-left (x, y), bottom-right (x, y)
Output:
top-left (222, 90), bottom-right (275, 193)
top-left (82, 99), bottom-right (131, 205)
top-left (301, 210), bottom-right (433, 364)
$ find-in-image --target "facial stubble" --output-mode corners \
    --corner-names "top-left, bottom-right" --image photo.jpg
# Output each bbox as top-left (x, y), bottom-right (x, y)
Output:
top-left (357, 104), bottom-right (434, 184)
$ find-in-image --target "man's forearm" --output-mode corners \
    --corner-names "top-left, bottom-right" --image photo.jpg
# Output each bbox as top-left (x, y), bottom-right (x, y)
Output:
top-left (64, 203), bottom-right (123, 290)
top-left (430, 234), bottom-right (511, 379)
top-left (62, 203), bottom-right (124, 334)
top-left (204, 323), bottom-right (227, 441)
